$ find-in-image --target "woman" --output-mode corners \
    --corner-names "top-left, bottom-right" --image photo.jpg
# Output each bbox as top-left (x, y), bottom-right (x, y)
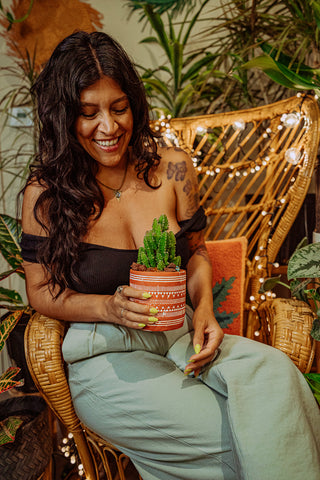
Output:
top-left (21, 31), bottom-right (320, 480)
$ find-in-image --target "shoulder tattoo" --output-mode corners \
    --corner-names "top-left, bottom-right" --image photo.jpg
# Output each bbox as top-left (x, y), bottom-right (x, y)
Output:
top-left (167, 161), bottom-right (187, 181)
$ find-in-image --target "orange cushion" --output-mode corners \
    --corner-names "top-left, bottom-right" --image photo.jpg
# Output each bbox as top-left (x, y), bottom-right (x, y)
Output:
top-left (206, 237), bottom-right (247, 336)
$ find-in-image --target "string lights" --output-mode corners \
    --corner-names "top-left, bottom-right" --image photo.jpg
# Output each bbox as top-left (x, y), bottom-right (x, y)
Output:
top-left (152, 92), bottom-right (314, 324)
top-left (59, 433), bottom-right (86, 478)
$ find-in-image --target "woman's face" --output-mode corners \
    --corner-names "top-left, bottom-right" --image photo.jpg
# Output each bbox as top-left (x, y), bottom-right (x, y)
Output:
top-left (75, 76), bottom-right (133, 168)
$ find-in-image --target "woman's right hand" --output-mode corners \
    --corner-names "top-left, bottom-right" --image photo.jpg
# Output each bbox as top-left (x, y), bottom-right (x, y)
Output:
top-left (105, 285), bottom-right (159, 329)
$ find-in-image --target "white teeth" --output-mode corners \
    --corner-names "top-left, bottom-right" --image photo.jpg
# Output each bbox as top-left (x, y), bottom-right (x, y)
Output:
top-left (96, 138), bottom-right (118, 147)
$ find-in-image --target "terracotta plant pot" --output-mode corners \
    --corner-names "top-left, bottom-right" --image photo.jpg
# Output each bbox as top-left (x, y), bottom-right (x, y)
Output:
top-left (129, 269), bottom-right (186, 331)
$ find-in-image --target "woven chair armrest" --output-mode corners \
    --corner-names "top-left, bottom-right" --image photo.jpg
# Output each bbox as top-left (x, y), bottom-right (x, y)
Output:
top-left (24, 312), bottom-right (83, 433)
top-left (257, 298), bottom-right (316, 373)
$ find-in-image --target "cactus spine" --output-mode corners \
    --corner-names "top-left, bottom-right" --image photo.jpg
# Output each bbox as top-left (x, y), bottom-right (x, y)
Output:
top-left (137, 215), bottom-right (181, 271)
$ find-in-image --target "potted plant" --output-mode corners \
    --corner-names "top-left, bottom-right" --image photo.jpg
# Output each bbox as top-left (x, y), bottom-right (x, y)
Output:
top-left (260, 237), bottom-right (320, 342)
top-left (260, 238), bottom-right (320, 405)
top-left (130, 214), bottom-right (186, 331)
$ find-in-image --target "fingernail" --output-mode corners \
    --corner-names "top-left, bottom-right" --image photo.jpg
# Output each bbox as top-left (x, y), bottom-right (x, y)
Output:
top-left (184, 368), bottom-right (192, 376)
top-left (195, 371), bottom-right (200, 378)
top-left (142, 292), bottom-right (152, 299)
top-left (149, 307), bottom-right (158, 314)
top-left (138, 323), bottom-right (146, 328)
top-left (148, 317), bottom-right (158, 323)
top-left (194, 344), bottom-right (201, 354)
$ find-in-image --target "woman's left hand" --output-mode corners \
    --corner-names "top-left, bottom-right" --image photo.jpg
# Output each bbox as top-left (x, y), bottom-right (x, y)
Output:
top-left (184, 305), bottom-right (224, 377)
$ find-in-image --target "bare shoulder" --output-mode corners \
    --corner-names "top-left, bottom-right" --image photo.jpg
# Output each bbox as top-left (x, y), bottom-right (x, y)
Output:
top-left (158, 146), bottom-right (200, 220)
top-left (22, 181), bottom-right (47, 235)
top-left (157, 145), bottom-right (196, 180)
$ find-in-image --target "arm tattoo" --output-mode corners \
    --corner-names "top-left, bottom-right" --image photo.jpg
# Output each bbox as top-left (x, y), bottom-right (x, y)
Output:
top-left (195, 244), bottom-right (211, 264)
top-left (167, 161), bottom-right (187, 181)
top-left (186, 231), bottom-right (211, 265)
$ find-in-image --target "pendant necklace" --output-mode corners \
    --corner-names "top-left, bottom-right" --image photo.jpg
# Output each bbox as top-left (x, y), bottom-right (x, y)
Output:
top-left (97, 161), bottom-right (128, 201)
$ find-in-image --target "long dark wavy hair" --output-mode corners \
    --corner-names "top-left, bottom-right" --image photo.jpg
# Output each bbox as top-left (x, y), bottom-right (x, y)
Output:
top-left (26, 30), bottom-right (161, 297)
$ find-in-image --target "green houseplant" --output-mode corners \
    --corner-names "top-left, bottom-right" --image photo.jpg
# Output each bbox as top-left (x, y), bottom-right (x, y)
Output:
top-left (126, 0), bottom-right (320, 112)
top-left (130, 214), bottom-right (186, 331)
top-left (261, 238), bottom-right (320, 342)
top-left (0, 214), bottom-right (32, 446)
top-left (125, 0), bottom-right (221, 117)
top-left (0, 213), bottom-right (53, 479)
top-left (261, 239), bottom-right (320, 405)
top-left (131, 214), bottom-right (181, 271)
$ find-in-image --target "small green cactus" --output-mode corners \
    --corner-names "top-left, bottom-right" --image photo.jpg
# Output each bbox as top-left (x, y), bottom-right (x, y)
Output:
top-left (136, 215), bottom-right (181, 271)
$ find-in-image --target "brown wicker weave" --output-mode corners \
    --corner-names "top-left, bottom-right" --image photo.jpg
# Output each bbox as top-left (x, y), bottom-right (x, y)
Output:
top-left (257, 298), bottom-right (316, 373)
top-left (153, 94), bottom-right (320, 338)
top-left (24, 95), bottom-right (320, 480)
top-left (24, 313), bottom-right (142, 480)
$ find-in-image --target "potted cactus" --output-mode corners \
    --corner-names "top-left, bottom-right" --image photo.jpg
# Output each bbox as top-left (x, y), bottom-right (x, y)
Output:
top-left (130, 215), bottom-right (186, 331)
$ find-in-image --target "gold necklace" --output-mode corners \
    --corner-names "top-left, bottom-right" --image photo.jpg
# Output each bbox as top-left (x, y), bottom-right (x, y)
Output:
top-left (97, 161), bottom-right (128, 201)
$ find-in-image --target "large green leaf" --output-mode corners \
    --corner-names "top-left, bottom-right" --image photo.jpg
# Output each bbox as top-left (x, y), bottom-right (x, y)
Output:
top-left (241, 42), bottom-right (320, 93)
top-left (0, 214), bottom-right (23, 274)
top-left (304, 373), bottom-right (320, 406)
top-left (240, 56), bottom-right (301, 89)
top-left (260, 42), bottom-right (315, 78)
top-left (287, 243), bottom-right (320, 280)
top-left (0, 286), bottom-right (25, 308)
top-left (0, 309), bottom-right (23, 352)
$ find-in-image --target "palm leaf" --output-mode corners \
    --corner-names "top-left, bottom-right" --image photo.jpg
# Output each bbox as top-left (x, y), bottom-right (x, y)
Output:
top-left (143, 5), bottom-right (172, 61)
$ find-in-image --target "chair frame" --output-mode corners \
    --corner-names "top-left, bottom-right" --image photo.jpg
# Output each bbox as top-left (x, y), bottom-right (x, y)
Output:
top-left (24, 95), bottom-right (320, 480)
top-left (152, 94), bottom-right (320, 340)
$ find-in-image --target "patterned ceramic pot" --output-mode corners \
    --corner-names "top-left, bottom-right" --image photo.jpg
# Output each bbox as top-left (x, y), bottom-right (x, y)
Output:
top-left (129, 269), bottom-right (186, 331)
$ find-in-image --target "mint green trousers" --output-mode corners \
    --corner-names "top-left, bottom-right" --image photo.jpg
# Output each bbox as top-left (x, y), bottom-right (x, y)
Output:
top-left (62, 306), bottom-right (320, 480)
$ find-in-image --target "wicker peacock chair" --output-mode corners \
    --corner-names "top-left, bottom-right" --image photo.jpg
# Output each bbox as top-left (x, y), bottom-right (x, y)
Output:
top-left (25, 95), bottom-right (320, 480)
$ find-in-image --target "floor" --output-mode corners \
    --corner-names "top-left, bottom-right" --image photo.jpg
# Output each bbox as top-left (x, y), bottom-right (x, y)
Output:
top-left (2, 390), bottom-right (141, 480)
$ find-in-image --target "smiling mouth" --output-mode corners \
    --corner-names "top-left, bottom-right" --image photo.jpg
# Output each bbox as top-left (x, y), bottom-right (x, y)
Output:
top-left (95, 137), bottom-right (119, 147)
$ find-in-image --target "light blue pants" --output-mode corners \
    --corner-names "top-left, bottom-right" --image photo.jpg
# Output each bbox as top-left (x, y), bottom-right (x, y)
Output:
top-left (62, 306), bottom-right (320, 480)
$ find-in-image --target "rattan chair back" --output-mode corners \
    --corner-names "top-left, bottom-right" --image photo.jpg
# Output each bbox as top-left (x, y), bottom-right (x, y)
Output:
top-left (153, 95), bottom-right (320, 336)
top-left (24, 95), bottom-right (320, 480)
top-left (24, 313), bottom-right (141, 480)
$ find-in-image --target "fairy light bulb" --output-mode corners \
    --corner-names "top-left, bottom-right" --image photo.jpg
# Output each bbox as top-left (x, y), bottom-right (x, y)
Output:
top-left (281, 113), bottom-right (300, 128)
top-left (285, 147), bottom-right (301, 165)
top-left (233, 119), bottom-right (245, 131)
top-left (196, 126), bottom-right (207, 135)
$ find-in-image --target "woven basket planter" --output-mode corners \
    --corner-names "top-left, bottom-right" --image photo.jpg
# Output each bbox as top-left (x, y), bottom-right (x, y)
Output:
top-left (129, 269), bottom-right (186, 331)
top-left (0, 395), bottom-right (52, 480)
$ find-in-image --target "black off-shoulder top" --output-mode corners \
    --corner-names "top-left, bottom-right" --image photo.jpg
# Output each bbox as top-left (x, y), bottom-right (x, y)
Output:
top-left (20, 206), bottom-right (206, 295)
